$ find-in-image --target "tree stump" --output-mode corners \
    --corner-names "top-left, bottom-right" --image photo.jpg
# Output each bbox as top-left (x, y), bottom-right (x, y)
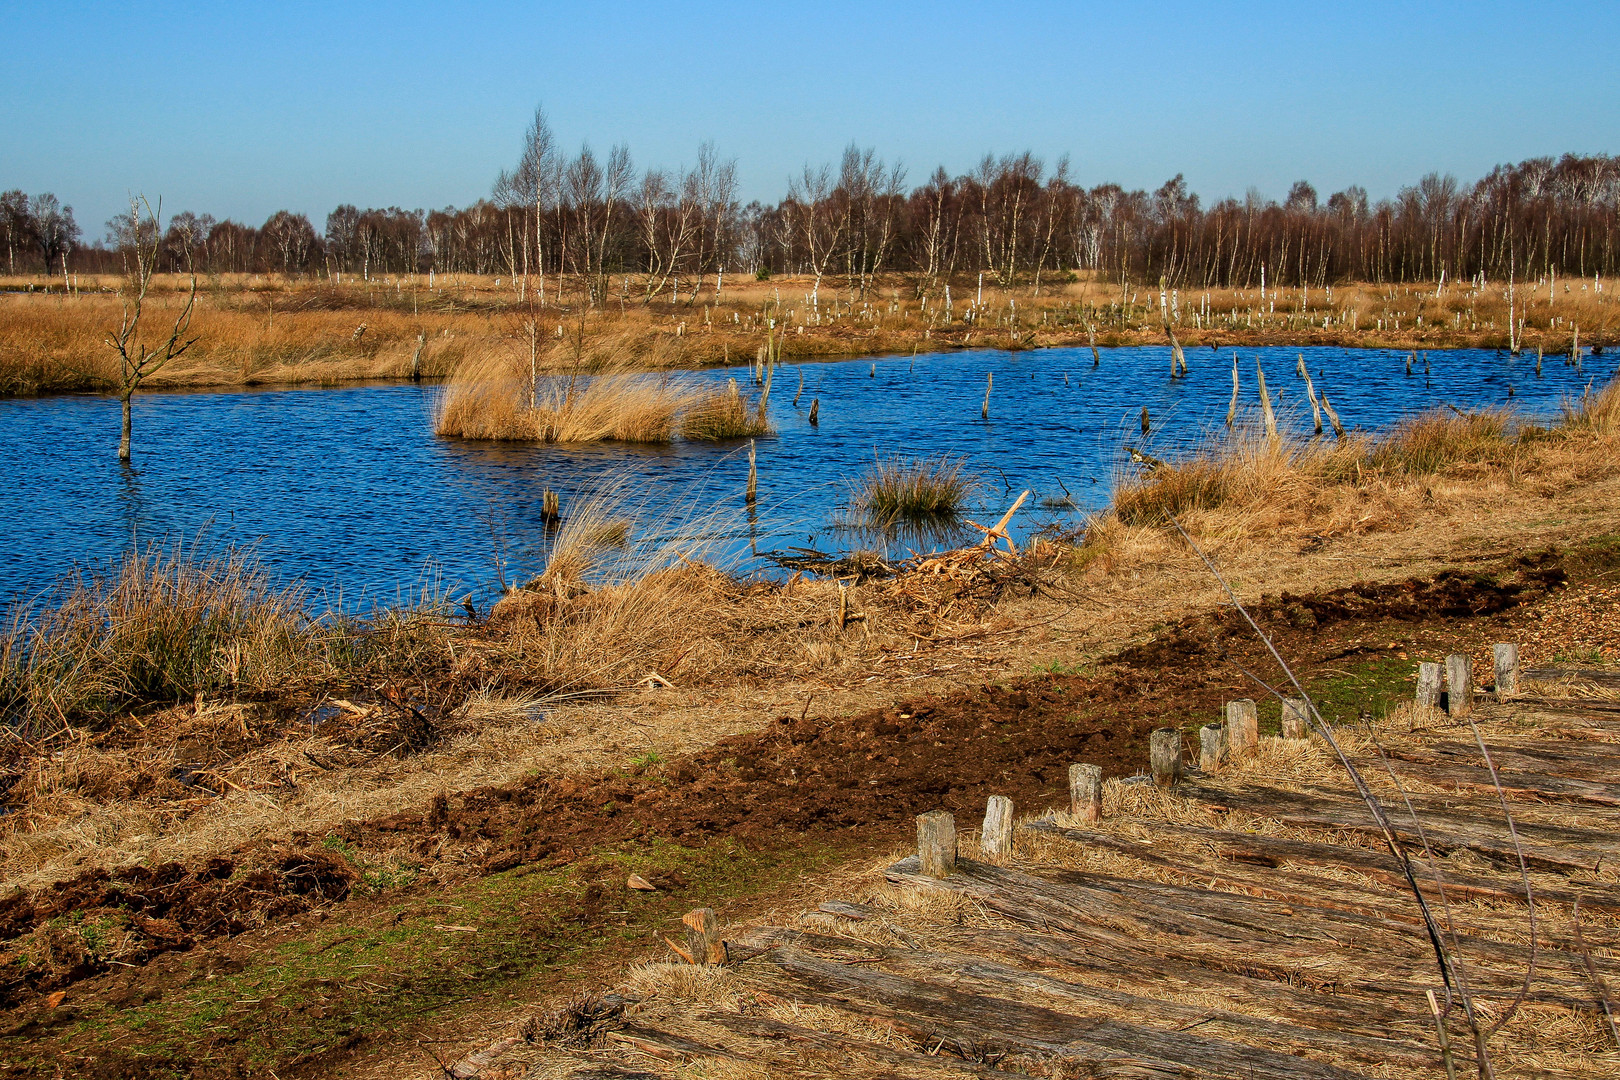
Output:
top-left (1198, 724), bottom-right (1225, 772)
top-left (1226, 699), bottom-right (1258, 757)
top-left (981, 796), bottom-right (1014, 861)
top-left (1150, 728), bottom-right (1183, 788)
top-left (1415, 662), bottom-right (1442, 709)
top-left (1493, 643), bottom-right (1520, 697)
top-left (917, 811), bottom-right (956, 878)
top-left (1281, 698), bottom-right (1308, 739)
top-left (1446, 654), bottom-right (1474, 718)
top-left (1068, 763), bottom-right (1102, 823)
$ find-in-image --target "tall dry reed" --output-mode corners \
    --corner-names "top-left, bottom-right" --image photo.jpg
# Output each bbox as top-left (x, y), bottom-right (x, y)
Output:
top-left (0, 544), bottom-right (316, 731)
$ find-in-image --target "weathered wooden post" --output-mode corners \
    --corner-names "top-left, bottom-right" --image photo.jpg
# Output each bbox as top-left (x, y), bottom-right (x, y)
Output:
top-left (1493, 644), bottom-right (1520, 697)
top-left (981, 796), bottom-right (1014, 861)
top-left (982, 372), bottom-right (993, 419)
top-left (807, 397), bottom-right (820, 426)
top-left (1446, 654), bottom-right (1474, 718)
top-left (1281, 698), bottom-right (1308, 739)
top-left (1415, 662), bottom-right (1442, 708)
top-left (1150, 728), bottom-right (1183, 788)
top-left (1226, 699), bottom-right (1258, 757)
top-left (746, 440), bottom-right (758, 504)
top-left (1068, 764), bottom-right (1102, 823)
top-left (917, 811), bottom-right (956, 878)
top-left (668, 907), bottom-right (727, 966)
top-left (1198, 723), bottom-right (1225, 771)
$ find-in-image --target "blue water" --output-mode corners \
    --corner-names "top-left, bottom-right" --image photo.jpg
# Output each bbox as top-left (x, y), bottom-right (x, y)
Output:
top-left (0, 345), bottom-right (1605, 610)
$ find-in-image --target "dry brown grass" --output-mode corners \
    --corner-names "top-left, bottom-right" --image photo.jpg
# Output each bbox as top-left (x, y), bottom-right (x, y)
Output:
top-left (0, 543), bottom-right (318, 733)
top-left (1101, 376), bottom-right (1620, 557)
top-left (7, 270), bottom-right (1613, 397)
top-left (433, 347), bottom-right (768, 443)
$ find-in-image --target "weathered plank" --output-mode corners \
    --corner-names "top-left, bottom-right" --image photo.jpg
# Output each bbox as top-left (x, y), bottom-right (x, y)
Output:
top-left (762, 945), bottom-right (1384, 1080)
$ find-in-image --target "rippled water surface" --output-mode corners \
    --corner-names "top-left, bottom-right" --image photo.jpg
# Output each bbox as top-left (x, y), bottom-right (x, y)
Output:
top-left (1, 345), bottom-right (1606, 608)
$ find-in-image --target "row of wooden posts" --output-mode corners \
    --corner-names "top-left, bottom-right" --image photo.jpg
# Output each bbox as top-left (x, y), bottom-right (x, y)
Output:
top-left (914, 644), bottom-right (1523, 880)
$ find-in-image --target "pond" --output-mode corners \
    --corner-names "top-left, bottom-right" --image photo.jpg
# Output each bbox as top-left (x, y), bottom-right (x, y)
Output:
top-left (0, 345), bottom-right (1605, 610)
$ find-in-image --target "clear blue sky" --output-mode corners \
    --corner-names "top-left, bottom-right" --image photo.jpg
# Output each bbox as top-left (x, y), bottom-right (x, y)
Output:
top-left (3, 1), bottom-right (1614, 239)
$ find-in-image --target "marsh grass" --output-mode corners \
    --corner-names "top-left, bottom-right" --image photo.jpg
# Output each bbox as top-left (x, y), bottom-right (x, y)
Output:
top-left (434, 349), bottom-right (770, 443)
top-left (1104, 374), bottom-right (1620, 555)
top-left (679, 378), bottom-right (771, 440)
top-left (848, 454), bottom-right (978, 527)
top-left (0, 544), bottom-right (316, 732)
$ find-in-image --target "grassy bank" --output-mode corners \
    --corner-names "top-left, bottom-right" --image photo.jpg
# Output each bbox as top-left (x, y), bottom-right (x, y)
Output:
top-left (3, 271), bottom-right (1613, 397)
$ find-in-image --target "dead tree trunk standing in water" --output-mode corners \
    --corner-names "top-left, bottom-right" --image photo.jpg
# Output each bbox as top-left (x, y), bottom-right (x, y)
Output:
top-left (105, 196), bottom-right (198, 461)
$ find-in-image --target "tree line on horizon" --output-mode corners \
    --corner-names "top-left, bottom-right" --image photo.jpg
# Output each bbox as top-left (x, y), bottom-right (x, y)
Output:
top-left (3, 111), bottom-right (1616, 297)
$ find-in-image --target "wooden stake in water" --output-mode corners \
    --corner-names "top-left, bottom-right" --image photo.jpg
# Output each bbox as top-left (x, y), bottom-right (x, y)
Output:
top-left (807, 397), bottom-right (819, 426)
top-left (1140, 406), bottom-right (1150, 435)
top-left (1256, 361), bottom-right (1278, 442)
top-left (1536, 345), bottom-right (1544, 377)
top-left (793, 367), bottom-right (804, 406)
top-left (746, 440), bottom-right (757, 505)
top-left (1297, 354), bottom-right (1323, 435)
top-left (541, 489), bottom-right (560, 523)
top-left (1227, 352), bottom-right (1239, 427)
top-left (982, 372), bottom-right (992, 419)
top-left (1320, 391), bottom-right (1345, 438)
top-left (1088, 325), bottom-right (1100, 367)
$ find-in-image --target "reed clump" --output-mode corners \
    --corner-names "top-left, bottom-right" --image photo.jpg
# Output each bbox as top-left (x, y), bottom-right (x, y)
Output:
top-left (679, 378), bottom-right (771, 440)
top-left (434, 349), bottom-right (769, 443)
top-left (849, 454), bottom-right (977, 525)
top-left (0, 544), bottom-right (317, 732)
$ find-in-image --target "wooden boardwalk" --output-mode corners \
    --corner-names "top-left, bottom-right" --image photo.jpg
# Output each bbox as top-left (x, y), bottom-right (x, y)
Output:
top-left (448, 656), bottom-right (1620, 1080)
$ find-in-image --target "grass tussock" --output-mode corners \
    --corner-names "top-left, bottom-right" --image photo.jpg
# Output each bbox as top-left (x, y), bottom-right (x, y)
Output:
top-left (848, 454), bottom-right (977, 524)
top-left (679, 378), bottom-right (771, 440)
top-left (434, 349), bottom-right (769, 443)
top-left (0, 545), bottom-right (315, 733)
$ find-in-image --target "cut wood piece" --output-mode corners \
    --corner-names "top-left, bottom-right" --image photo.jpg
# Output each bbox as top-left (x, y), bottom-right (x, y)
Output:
top-left (761, 944), bottom-right (1377, 1080)
top-left (1150, 727), bottom-right (1183, 787)
top-left (1416, 662), bottom-right (1443, 708)
top-left (1025, 817), bottom-right (1620, 916)
top-left (981, 795), bottom-right (1014, 861)
top-left (1381, 756), bottom-right (1620, 806)
top-left (704, 1012), bottom-right (1011, 1078)
top-left (1494, 643), bottom-right (1520, 696)
top-left (1523, 666), bottom-right (1620, 689)
top-left (917, 810), bottom-right (957, 878)
top-left (1447, 653), bottom-right (1474, 717)
top-left (670, 907), bottom-right (726, 966)
top-left (886, 856), bottom-right (1606, 1003)
top-left (1183, 781), bottom-right (1620, 871)
top-left (1200, 723), bottom-right (1225, 771)
top-left (1068, 763), bottom-right (1102, 822)
top-left (817, 900), bottom-right (875, 921)
top-left (1227, 699), bottom-right (1258, 756)
top-left (1282, 698), bottom-right (1308, 739)
top-left (609, 1021), bottom-right (749, 1061)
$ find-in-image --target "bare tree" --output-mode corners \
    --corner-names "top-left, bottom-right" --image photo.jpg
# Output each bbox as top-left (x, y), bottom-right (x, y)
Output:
top-left (104, 197), bottom-right (198, 461)
top-left (786, 163), bottom-right (844, 309)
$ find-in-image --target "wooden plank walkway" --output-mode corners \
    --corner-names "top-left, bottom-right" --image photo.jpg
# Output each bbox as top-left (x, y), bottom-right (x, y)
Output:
top-left (445, 657), bottom-right (1620, 1079)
